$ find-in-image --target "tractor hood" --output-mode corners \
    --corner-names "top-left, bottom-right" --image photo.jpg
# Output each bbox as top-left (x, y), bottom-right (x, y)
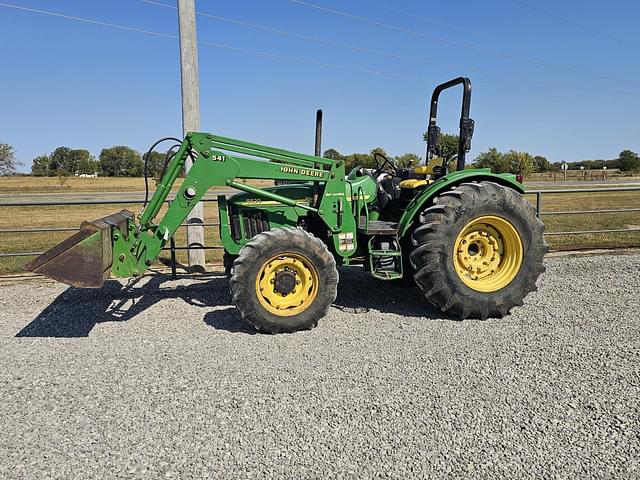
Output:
top-left (228, 183), bottom-right (314, 207)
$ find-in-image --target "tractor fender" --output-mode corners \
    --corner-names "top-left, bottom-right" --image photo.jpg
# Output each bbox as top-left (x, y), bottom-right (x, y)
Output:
top-left (396, 169), bottom-right (525, 238)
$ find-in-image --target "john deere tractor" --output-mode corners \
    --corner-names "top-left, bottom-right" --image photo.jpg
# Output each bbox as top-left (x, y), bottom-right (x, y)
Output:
top-left (28, 78), bottom-right (546, 333)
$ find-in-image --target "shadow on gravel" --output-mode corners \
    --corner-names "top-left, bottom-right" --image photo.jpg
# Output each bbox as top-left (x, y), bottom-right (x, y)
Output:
top-left (203, 308), bottom-right (257, 335)
top-left (332, 266), bottom-right (447, 320)
top-left (17, 266), bottom-right (445, 338)
top-left (16, 274), bottom-right (242, 338)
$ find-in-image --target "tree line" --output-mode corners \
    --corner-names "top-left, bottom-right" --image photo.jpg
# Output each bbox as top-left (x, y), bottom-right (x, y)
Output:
top-left (473, 149), bottom-right (639, 174)
top-left (0, 137), bottom-right (638, 177)
top-left (29, 146), bottom-right (171, 178)
top-left (323, 133), bottom-right (640, 176)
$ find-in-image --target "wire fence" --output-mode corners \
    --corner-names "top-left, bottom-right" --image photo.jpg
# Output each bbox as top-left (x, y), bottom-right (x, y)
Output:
top-left (528, 186), bottom-right (640, 235)
top-left (1, 186), bottom-right (639, 278)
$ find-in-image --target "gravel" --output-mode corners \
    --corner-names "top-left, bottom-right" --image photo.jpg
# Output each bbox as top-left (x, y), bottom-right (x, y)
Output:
top-left (0, 254), bottom-right (639, 479)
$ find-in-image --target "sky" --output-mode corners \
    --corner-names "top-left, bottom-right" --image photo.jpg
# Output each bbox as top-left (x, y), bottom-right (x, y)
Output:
top-left (0, 0), bottom-right (638, 172)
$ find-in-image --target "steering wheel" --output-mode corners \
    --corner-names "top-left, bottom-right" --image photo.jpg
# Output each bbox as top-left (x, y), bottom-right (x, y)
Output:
top-left (372, 152), bottom-right (397, 177)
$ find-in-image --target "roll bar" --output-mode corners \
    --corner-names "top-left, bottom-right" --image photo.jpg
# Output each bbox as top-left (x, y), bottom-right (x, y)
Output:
top-left (425, 77), bottom-right (474, 172)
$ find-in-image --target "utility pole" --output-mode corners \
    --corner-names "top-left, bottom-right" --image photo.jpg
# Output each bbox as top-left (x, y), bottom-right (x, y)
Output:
top-left (177, 0), bottom-right (205, 272)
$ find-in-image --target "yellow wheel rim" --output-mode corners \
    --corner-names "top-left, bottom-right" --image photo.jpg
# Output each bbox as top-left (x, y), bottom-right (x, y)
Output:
top-left (255, 252), bottom-right (319, 316)
top-left (453, 215), bottom-right (523, 293)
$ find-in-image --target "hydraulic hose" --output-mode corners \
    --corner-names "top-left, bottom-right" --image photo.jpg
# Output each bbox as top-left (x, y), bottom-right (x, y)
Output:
top-left (142, 137), bottom-right (183, 210)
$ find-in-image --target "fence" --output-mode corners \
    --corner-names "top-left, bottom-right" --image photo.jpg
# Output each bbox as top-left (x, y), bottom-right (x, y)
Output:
top-left (528, 186), bottom-right (640, 236)
top-left (1, 186), bottom-right (639, 278)
top-left (0, 197), bottom-right (222, 279)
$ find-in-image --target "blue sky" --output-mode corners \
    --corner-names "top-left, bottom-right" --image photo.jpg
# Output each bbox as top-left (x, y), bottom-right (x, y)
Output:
top-left (1, 0), bottom-right (638, 172)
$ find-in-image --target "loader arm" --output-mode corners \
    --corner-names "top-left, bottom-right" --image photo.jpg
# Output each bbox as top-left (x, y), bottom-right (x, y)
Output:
top-left (29, 132), bottom-right (352, 286)
top-left (118, 132), bottom-right (353, 279)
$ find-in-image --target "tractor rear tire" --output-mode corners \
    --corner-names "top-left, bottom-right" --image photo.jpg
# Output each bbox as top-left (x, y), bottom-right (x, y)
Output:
top-left (230, 228), bottom-right (338, 333)
top-left (410, 181), bottom-right (546, 319)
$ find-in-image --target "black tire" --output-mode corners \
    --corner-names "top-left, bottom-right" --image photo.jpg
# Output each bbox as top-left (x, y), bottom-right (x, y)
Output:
top-left (410, 181), bottom-right (547, 319)
top-left (229, 227), bottom-right (338, 333)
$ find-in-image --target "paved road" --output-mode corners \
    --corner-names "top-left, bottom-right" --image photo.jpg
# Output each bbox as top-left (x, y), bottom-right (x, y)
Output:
top-left (0, 255), bottom-right (638, 478)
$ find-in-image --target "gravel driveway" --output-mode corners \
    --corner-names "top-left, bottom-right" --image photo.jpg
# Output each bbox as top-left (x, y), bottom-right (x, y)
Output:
top-left (0, 254), bottom-right (638, 479)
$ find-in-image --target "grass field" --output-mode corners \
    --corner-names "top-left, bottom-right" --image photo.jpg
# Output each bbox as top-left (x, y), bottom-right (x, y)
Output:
top-left (0, 176), bottom-right (155, 194)
top-left (0, 176), bottom-right (273, 195)
top-left (525, 190), bottom-right (640, 250)
top-left (0, 201), bottom-right (224, 275)
top-left (1, 177), bottom-right (639, 275)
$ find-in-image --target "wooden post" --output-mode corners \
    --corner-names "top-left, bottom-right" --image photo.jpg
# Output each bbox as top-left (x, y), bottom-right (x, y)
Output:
top-left (177, 0), bottom-right (206, 272)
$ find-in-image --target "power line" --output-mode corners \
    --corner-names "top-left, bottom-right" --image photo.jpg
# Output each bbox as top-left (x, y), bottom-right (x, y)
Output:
top-left (0, 1), bottom-right (423, 81)
top-left (288, 0), bottom-right (640, 85)
top-left (139, 0), bottom-right (474, 73)
top-left (508, 0), bottom-right (635, 49)
top-left (0, 2), bottom-right (175, 39)
top-left (138, 0), bottom-right (634, 97)
top-left (356, 0), bottom-right (483, 39)
top-left (198, 39), bottom-right (424, 80)
top-left (0, 1), bottom-right (634, 99)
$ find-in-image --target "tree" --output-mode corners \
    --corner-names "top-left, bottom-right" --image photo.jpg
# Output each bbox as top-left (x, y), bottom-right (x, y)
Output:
top-left (49, 147), bottom-right (95, 175)
top-left (474, 148), bottom-right (509, 173)
top-left (56, 167), bottom-right (71, 188)
top-left (504, 150), bottom-right (534, 176)
top-left (142, 151), bottom-right (167, 181)
top-left (343, 152), bottom-right (374, 172)
top-left (533, 155), bottom-right (550, 173)
top-left (98, 146), bottom-right (143, 177)
top-left (618, 150), bottom-right (640, 172)
top-left (473, 148), bottom-right (533, 175)
top-left (31, 154), bottom-right (50, 176)
top-left (40, 147), bottom-right (97, 176)
top-left (0, 142), bottom-right (20, 176)
top-left (325, 148), bottom-right (376, 172)
top-left (422, 131), bottom-right (459, 161)
top-left (437, 133), bottom-right (460, 161)
top-left (395, 153), bottom-right (421, 168)
top-left (322, 148), bottom-right (344, 161)
top-left (76, 153), bottom-right (98, 176)
top-left (48, 147), bottom-right (72, 175)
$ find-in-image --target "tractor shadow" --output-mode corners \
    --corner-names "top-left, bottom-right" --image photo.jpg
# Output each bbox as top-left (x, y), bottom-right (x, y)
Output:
top-left (333, 266), bottom-right (450, 320)
top-left (17, 266), bottom-right (447, 338)
top-left (17, 273), bottom-right (254, 338)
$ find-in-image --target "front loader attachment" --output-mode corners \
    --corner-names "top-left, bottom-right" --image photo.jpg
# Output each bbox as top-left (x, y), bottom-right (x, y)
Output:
top-left (26, 210), bottom-right (134, 288)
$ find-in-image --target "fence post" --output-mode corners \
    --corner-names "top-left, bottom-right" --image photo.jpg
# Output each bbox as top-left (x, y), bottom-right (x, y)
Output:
top-left (536, 192), bottom-right (542, 218)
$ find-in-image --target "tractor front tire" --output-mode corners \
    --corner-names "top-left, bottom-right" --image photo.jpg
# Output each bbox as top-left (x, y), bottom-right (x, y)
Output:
top-left (230, 228), bottom-right (338, 333)
top-left (410, 181), bottom-right (546, 319)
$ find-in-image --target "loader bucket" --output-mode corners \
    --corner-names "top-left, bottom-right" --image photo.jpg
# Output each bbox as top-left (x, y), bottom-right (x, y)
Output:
top-left (25, 210), bottom-right (134, 288)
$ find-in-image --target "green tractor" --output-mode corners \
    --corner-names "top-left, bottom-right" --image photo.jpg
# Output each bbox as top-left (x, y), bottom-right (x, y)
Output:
top-left (28, 78), bottom-right (546, 333)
